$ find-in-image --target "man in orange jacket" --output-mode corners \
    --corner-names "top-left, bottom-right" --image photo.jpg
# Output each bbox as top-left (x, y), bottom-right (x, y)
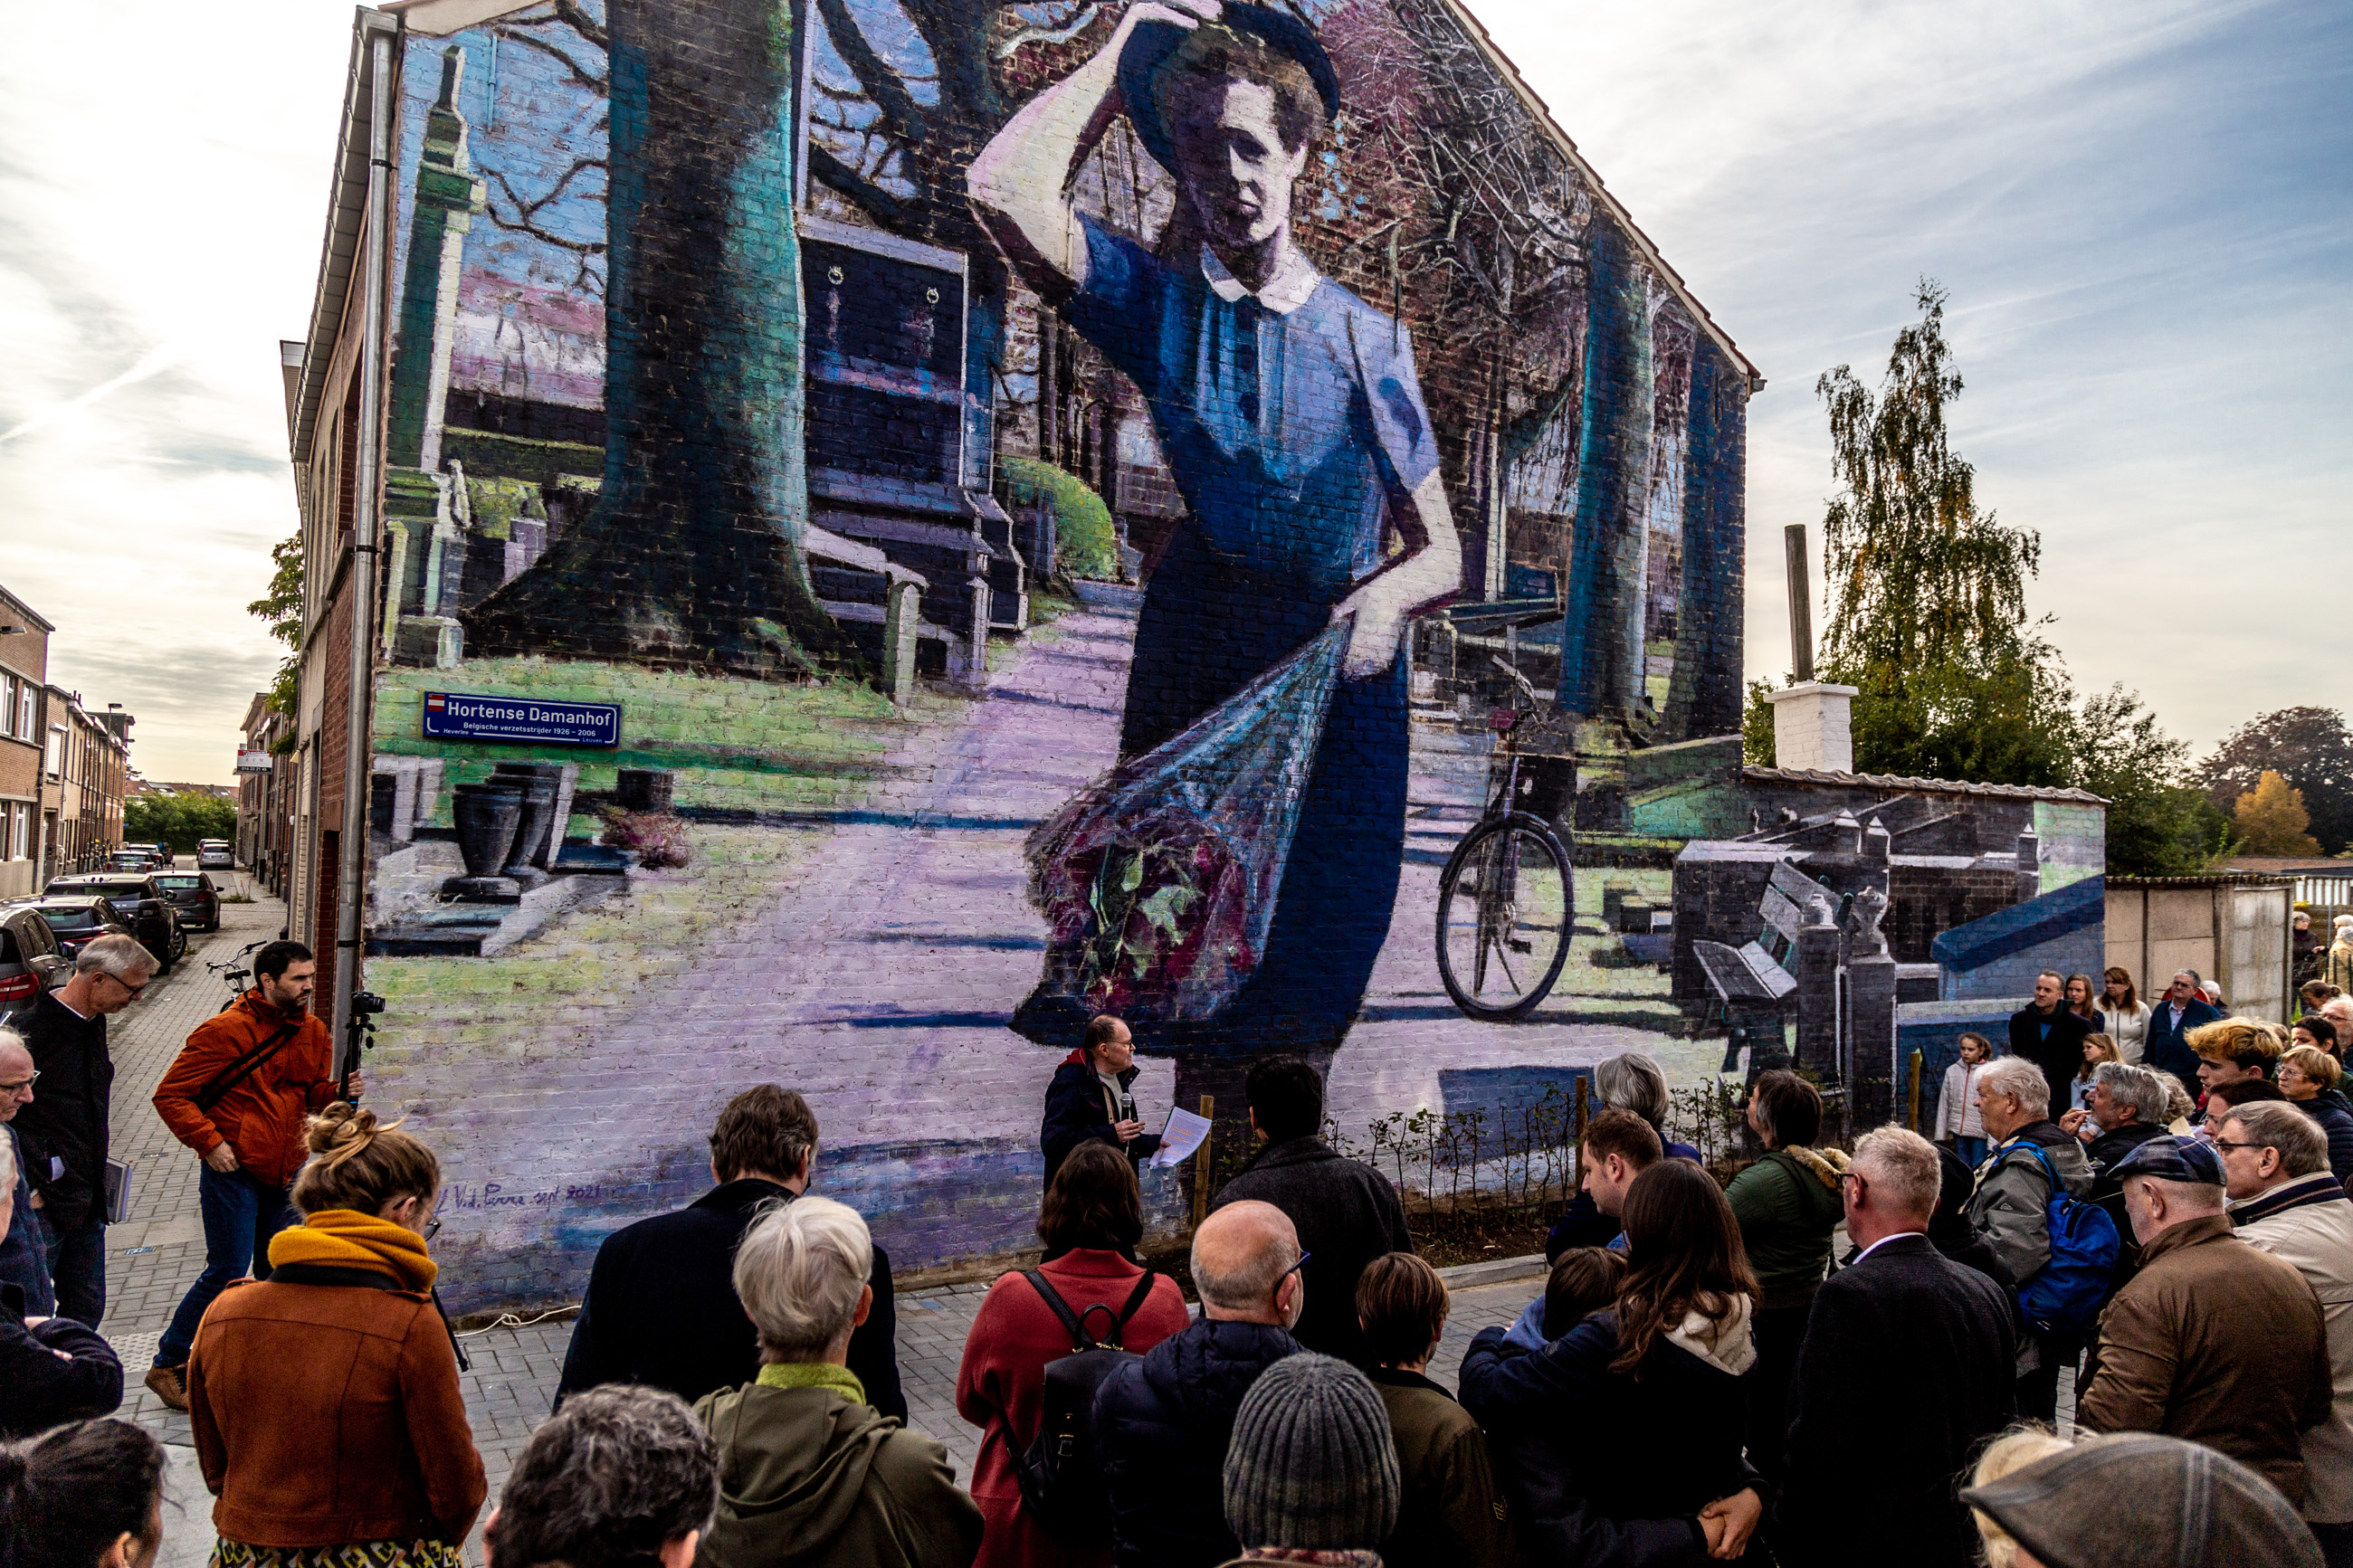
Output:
top-left (144, 939), bottom-right (357, 1409)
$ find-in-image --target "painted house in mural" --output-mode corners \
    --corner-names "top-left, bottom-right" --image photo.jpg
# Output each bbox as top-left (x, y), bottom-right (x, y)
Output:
top-left (271, 0), bottom-right (2099, 1314)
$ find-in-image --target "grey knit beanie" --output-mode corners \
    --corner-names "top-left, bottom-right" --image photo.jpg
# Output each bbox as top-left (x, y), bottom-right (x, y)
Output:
top-left (1222, 1353), bottom-right (1400, 1553)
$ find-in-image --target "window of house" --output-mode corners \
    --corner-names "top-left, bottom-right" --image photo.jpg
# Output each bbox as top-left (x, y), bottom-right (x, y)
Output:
top-left (44, 726), bottom-right (62, 776)
top-left (0, 677), bottom-right (13, 739)
top-left (14, 684), bottom-right (31, 741)
top-left (8, 804), bottom-right (24, 860)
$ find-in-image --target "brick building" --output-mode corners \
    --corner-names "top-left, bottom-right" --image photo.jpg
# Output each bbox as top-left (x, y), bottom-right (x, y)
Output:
top-left (0, 586), bottom-right (53, 899)
top-left (45, 689), bottom-right (131, 876)
top-left (235, 690), bottom-right (296, 892)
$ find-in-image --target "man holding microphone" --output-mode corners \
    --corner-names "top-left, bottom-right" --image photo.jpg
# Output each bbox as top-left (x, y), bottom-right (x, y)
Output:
top-left (1040, 1014), bottom-right (1160, 1187)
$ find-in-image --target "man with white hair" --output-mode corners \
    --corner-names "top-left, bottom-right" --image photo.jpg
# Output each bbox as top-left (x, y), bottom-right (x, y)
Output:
top-left (5, 932), bottom-right (152, 1326)
top-left (1965, 1054), bottom-right (2095, 1423)
top-left (2220, 1101), bottom-right (2353, 1564)
top-left (691, 1194), bottom-right (980, 1568)
top-left (0, 1028), bottom-right (53, 1314)
top-left (2078, 1135), bottom-right (2330, 1509)
top-left (1096, 1199), bottom-right (1305, 1568)
top-left (1777, 1126), bottom-right (2016, 1567)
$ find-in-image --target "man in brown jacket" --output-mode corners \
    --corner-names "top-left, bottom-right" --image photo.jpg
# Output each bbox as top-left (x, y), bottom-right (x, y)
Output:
top-left (2078, 1135), bottom-right (2331, 1504)
top-left (144, 940), bottom-right (350, 1408)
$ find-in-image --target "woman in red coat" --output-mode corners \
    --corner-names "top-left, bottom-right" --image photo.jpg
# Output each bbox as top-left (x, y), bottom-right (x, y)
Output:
top-left (957, 1141), bottom-right (1189, 1568)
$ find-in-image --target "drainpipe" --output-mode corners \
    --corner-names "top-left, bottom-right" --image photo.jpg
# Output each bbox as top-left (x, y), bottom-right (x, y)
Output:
top-left (333, 24), bottom-right (395, 1078)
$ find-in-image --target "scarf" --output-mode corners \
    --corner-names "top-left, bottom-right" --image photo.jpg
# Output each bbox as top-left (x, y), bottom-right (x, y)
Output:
top-left (267, 1208), bottom-right (437, 1292)
top-left (755, 1361), bottom-right (867, 1404)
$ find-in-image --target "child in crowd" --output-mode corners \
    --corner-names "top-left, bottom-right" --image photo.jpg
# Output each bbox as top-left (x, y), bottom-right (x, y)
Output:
top-left (2072, 1033), bottom-right (2120, 1113)
top-left (1541, 1247), bottom-right (1628, 1340)
top-left (1501, 1244), bottom-right (1629, 1351)
top-left (1936, 1033), bottom-right (1994, 1167)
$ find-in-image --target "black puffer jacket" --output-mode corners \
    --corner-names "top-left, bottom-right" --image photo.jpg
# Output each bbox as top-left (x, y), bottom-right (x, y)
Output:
top-left (1094, 1316), bottom-right (1300, 1568)
top-left (1461, 1308), bottom-right (1764, 1566)
top-left (1209, 1137), bottom-right (1413, 1364)
top-left (2298, 1089), bottom-right (2353, 1186)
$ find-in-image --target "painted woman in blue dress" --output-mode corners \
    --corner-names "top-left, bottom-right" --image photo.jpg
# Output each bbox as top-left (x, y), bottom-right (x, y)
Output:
top-left (973, 0), bottom-right (1462, 1053)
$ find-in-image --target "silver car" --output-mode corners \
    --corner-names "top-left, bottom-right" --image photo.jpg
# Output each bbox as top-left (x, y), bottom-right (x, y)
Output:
top-left (197, 840), bottom-right (234, 870)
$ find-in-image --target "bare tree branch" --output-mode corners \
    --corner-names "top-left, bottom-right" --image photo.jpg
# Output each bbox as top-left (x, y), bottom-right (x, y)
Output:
top-left (494, 24), bottom-right (609, 95)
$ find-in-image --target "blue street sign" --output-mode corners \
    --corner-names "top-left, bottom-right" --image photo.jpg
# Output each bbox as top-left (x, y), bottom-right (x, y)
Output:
top-left (423, 691), bottom-right (621, 747)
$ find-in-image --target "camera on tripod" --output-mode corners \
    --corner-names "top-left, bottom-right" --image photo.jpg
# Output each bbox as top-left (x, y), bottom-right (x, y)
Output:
top-left (351, 991), bottom-right (387, 1017)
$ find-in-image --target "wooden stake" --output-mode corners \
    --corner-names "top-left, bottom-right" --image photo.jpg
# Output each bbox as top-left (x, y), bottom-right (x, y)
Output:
top-left (1191, 1094), bottom-right (1215, 1232)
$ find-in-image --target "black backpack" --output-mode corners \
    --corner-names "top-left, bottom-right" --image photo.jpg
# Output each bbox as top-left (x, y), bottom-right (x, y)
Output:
top-left (1012, 1269), bottom-right (1159, 1535)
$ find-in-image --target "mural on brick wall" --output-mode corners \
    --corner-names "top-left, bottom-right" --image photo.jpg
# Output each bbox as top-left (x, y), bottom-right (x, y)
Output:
top-left (354, 0), bottom-right (2094, 1312)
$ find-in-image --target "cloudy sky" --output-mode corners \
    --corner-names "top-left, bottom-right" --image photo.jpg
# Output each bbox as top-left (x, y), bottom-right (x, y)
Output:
top-left (1, 0), bottom-right (2345, 784)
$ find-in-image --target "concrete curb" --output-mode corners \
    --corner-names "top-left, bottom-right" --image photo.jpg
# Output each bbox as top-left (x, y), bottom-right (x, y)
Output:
top-left (1434, 1253), bottom-right (1547, 1290)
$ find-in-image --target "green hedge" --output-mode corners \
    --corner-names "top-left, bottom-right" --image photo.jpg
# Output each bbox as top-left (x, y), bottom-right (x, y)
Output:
top-left (997, 457), bottom-right (1118, 582)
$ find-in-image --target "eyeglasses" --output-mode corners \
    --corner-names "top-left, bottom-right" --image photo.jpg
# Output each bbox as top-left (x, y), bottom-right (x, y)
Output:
top-left (424, 1217), bottom-right (443, 1240)
top-left (100, 973), bottom-right (146, 1000)
top-left (0, 1070), bottom-right (34, 1096)
top-left (1281, 1250), bottom-right (1312, 1280)
top-left (2208, 1141), bottom-right (2271, 1155)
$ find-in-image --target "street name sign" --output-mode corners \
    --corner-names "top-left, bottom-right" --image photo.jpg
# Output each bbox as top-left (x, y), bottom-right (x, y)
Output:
top-left (423, 692), bottom-right (621, 747)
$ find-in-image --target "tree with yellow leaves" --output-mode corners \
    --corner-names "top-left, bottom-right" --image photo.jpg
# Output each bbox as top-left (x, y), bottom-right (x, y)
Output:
top-left (2234, 770), bottom-right (2322, 856)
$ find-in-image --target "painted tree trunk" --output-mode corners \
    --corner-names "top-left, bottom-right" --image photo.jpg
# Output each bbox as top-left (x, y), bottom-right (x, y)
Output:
top-left (464, 0), bottom-right (835, 670)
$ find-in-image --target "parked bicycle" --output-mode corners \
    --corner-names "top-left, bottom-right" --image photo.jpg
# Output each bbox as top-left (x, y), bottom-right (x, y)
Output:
top-left (206, 939), bottom-right (264, 1009)
top-left (1434, 657), bottom-right (1575, 1021)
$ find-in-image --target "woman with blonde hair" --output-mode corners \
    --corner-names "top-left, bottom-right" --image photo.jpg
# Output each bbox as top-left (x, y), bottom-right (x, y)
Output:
top-left (2100, 967), bottom-right (2151, 1063)
top-left (2279, 1043), bottom-right (2353, 1183)
top-left (186, 1104), bottom-right (484, 1565)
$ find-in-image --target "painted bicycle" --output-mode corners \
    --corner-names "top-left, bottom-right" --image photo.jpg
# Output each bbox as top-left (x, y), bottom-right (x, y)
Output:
top-left (1434, 657), bottom-right (1576, 1021)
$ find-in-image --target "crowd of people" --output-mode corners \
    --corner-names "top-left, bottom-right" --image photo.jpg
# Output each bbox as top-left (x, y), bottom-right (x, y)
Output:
top-left (5, 940), bottom-right (2353, 1566)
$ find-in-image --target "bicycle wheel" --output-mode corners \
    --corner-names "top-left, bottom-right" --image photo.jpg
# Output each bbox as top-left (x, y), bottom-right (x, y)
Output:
top-left (1435, 812), bottom-right (1574, 1022)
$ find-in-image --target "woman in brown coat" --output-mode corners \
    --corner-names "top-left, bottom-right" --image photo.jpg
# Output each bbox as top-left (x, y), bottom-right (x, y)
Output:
top-left (955, 1141), bottom-right (1189, 1568)
top-left (186, 1105), bottom-right (485, 1566)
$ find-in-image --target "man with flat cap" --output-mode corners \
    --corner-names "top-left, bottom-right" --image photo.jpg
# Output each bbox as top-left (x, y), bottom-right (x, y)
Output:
top-left (2076, 1134), bottom-right (2332, 1507)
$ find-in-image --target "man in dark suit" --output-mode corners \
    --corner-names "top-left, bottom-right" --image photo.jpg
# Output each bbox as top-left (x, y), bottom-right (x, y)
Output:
top-left (2010, 969), bottom-right (2094, 1116)
top-left (1777, 1126), bottom-right (2017, 1568)
top-left (554, 1084), bottom-right (903, 1420)
top-left (2143, 968), bottom-right (2224, 1082)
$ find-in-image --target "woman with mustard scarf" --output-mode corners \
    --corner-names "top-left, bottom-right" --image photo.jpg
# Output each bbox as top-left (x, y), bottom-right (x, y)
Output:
top-left (184, 1104), bottom-right (486, 1567)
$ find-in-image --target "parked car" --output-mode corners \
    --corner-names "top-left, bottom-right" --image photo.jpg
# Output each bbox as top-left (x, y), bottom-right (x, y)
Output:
top-left (197, 840), bottom-right (234, 870)
top-left (108, 850), bottom-right (157, 872)
top-left (42, 874), bottom-right (186, 972)
top-left (11, 898), bottom-right (138, 968)
top-left (151, 872), bottom-right (223, 934)
top-left (125, 841), bottom-right (173, 868)
top-left (0, 903), bottom-right (72, 1006)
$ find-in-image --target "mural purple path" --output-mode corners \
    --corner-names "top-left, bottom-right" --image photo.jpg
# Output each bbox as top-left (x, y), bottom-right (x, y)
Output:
top-left (423, 581), bottom-right (1696, 1304)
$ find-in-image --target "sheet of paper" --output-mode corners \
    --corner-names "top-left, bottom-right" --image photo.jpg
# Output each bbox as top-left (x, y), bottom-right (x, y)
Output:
top-left (1149, 1107), bottom-right (1214, 1167)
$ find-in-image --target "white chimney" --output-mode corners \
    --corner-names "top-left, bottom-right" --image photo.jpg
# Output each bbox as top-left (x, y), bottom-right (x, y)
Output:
top-left (1765, 682), bottom-right (1859, 773)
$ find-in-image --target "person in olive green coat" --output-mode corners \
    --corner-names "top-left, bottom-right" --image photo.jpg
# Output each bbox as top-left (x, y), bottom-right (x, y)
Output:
top-left (1723, 1071), bottom-right (1848, 1506)
top-left (697, 1196), bottom-right (981, 1568)
top-left (1355, 1253), bottom-right (1519, 1568)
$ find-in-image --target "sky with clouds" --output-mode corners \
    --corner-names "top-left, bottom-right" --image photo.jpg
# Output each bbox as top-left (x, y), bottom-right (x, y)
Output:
top-left (1, 0), bottom-right (2344, 785)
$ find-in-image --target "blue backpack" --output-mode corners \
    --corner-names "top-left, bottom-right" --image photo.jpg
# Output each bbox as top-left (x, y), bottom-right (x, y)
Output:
top-left (2008, 1140), bottom-right (2121, 1335)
